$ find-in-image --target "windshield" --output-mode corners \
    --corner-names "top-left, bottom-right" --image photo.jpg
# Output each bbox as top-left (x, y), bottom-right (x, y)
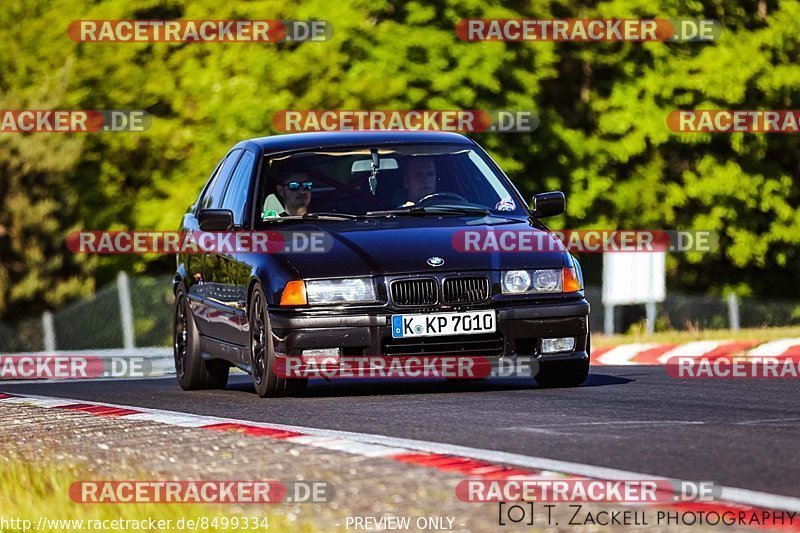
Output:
top-left (257, 144), bottom-right (526, 219)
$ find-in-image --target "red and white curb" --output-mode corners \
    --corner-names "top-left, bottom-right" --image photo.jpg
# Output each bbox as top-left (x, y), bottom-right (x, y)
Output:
top-left (747, 339), bottom-right (800, 359)
top-left (593, 338), bottom-right (800, 366)
top-left (1, 391), bottom-right (799, 528)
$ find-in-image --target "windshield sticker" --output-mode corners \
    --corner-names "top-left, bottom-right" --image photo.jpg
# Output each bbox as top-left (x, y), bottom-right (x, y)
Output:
top-left (495, 197), bottom-right (516, 212)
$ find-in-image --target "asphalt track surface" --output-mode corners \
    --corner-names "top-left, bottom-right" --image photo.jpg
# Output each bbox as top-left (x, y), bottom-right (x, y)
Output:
top-left (4, 366), bottom-right (799, 499)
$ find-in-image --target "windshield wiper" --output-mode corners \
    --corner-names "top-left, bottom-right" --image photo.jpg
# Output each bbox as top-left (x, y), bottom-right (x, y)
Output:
top-left (366, 206), bottom-right (489, 217)
top-left (259, 212), bottom-right (360, 224)
top-left (302, 212), bottom-right (361, 220)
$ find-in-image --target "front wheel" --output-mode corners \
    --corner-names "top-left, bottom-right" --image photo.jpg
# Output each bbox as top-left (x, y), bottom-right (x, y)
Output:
top-left (248, 285), bottom-right (307, 397)
top-left (173, 288), bottom-right (229, 390)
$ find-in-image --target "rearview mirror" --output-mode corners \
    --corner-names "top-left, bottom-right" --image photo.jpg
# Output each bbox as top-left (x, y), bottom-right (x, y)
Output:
top-left (351, 158), bottom-right (398, 173)
top-left (197, 209), bottom-right (234, 231)
top-left (531, 191), bottom-right (565, 218)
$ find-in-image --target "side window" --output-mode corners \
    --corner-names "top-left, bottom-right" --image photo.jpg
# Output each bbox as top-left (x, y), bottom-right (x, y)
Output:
top-left (201, 149), bottom-right (242, 210)
top-left (195, 155), bottom-right (227, 212)
top-left (222, 150), bottom-right (256, 225)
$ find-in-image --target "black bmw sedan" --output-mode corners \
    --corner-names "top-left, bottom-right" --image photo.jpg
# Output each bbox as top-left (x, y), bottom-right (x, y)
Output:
top-left (173, 131), bottom-right (590, 397)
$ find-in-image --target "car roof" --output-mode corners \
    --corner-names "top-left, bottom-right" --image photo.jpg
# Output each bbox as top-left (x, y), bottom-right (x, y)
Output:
top-left (234, 131), bottom-right (477, 154)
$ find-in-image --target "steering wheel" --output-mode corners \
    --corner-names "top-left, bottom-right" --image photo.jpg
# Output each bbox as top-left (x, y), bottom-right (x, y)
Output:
top-left (415, 192), bottom-right (468, 206)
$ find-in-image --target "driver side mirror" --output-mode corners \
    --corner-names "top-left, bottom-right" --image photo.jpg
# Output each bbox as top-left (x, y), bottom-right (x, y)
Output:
top-left (197, 209), bottom-right (234, 231)
top-left (531, 191), bottom-right (565, 218)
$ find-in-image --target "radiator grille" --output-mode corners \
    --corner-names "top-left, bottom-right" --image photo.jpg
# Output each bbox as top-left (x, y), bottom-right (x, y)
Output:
top-left (390, 278), bottom-right (438, 306)
top-left (443, 277), bottom-right (490, 305)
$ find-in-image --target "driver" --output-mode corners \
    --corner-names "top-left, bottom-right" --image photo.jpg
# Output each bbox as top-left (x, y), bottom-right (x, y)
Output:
top-left (402, 157), bottom-right (438, 205)
top-left (275, 169), bottom-right (313, 216)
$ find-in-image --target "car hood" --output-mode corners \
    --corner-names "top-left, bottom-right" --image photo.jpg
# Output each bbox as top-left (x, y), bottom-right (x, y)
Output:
top-left (273, 217), bottom-right (567, 278)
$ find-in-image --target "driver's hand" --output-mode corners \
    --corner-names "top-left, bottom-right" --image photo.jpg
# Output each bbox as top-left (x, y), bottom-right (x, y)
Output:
top-left (401, 201), bottom-right (415, 207)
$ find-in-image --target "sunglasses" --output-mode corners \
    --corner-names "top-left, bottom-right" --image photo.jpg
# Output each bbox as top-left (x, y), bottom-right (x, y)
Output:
top-left (283, 180), bottom-right (313, 191)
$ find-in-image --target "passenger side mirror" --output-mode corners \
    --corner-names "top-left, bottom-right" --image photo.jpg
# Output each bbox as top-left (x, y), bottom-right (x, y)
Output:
top-left (197, 209), bottom-right (234, 231)
top-left (531, 191), bottom-right (565, 218)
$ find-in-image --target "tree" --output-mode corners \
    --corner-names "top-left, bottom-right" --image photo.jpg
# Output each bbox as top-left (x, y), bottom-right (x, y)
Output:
top-left (1, 0), bottom-right (798, 322)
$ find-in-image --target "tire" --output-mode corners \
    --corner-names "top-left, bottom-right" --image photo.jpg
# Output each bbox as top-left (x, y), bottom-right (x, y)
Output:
top-left (534, 335), bottom-right (590, 388)
top-left (248, 284), bottom-right (307, 397)
top-left (173, 288), bottom-right (230, 390)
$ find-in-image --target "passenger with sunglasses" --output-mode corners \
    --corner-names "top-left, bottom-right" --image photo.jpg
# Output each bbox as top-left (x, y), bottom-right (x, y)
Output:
top-left (275, 172), bottom-right (313, 216)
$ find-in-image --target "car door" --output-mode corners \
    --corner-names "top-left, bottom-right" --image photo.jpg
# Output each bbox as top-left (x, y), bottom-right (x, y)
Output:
top-left (194, 149), bottom-right (242, 344)
top-left (217, 149), bottom-right (258, 355)
top-left (183, 153), bottom-right (228, 336)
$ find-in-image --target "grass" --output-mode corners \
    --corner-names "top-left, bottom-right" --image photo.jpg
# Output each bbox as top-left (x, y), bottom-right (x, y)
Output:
top-left (592, 325), bottom-right (800, 349)
top-left (0, 459), bottom-right (306, 532)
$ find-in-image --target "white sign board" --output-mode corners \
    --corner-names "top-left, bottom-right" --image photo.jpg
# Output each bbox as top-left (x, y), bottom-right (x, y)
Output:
top-left (602, 252), bottom-right (666, 305)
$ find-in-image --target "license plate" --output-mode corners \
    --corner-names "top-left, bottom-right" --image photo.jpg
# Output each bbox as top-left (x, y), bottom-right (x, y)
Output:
top-left (391, 310), bottom-right (496, 338)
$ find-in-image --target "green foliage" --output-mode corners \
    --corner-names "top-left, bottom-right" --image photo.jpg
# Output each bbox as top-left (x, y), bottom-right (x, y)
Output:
top-left (0, 0), bottom-right (797, 319)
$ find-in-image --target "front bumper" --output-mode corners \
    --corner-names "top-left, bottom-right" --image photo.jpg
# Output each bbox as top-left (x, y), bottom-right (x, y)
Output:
top-left (269, 299), bottom-right (590, 364)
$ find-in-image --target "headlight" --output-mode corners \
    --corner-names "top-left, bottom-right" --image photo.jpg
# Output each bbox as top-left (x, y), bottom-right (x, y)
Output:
top-left (501, 269), bottom-right (565, 294)
top-left (305, 278), bottom-right (376, 304)
top-left (501, 270), bottom-right (531, 294)
top-left (532, 269), bottom-right (561, 292)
